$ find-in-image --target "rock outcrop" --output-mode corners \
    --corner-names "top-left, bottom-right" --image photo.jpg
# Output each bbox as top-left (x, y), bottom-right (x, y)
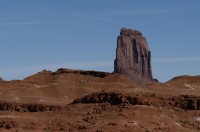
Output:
top-left (114, 27), bottom-right (153, 84)
top-left (53, 68), bottom-right (109, 78)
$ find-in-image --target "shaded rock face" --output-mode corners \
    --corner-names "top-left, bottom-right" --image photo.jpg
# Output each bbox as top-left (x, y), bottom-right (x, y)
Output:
top-left (114, 28), bottom-right (153, 84)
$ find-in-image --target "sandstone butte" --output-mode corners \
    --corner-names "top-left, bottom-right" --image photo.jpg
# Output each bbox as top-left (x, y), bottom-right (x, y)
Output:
top-left (114, 27), bottom-right (154, 84)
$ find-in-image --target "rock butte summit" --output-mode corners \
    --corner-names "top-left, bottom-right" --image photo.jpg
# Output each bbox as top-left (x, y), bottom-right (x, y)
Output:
top-left (114, 27), bottom-right (154, 84)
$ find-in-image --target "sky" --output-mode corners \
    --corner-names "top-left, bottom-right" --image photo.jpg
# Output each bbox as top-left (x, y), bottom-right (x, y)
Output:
top-left (0, 0), bottom-right (200, 82)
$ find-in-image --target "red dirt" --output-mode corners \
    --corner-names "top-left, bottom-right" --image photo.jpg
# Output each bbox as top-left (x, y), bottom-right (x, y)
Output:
top-left (0, 69), bottom-right (200, 131)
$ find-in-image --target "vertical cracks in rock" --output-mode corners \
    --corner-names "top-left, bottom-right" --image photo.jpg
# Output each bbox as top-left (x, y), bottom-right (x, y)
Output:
top-left (131, 39), bottom-right (139, 63)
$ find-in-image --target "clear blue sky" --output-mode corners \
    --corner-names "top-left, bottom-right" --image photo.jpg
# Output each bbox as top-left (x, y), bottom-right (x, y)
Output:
top-left (0, 0), bottom-right (200, 82)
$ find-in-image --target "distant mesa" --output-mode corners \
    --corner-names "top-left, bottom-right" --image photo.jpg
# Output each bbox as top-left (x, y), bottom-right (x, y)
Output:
top-left (0, 77), bottom-right (3, 81)
top-left (53, 68), bottom-right (109, 78)
top-left (114, 27), bottom-right (154, 84)
top-left (24, 68), bottom-right (111, 81)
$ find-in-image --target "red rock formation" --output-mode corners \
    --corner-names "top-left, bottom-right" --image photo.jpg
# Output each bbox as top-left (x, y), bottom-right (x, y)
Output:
top-left (114, 27), bottom-right (153, 84)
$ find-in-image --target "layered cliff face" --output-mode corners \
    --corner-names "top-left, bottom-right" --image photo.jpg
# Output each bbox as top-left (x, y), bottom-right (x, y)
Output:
top-left (114, 28), bottom-right (153, 84)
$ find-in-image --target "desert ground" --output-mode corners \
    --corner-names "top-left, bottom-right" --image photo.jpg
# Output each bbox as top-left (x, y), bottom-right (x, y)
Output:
top-left (0, 68), bottom-right (200, 131)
